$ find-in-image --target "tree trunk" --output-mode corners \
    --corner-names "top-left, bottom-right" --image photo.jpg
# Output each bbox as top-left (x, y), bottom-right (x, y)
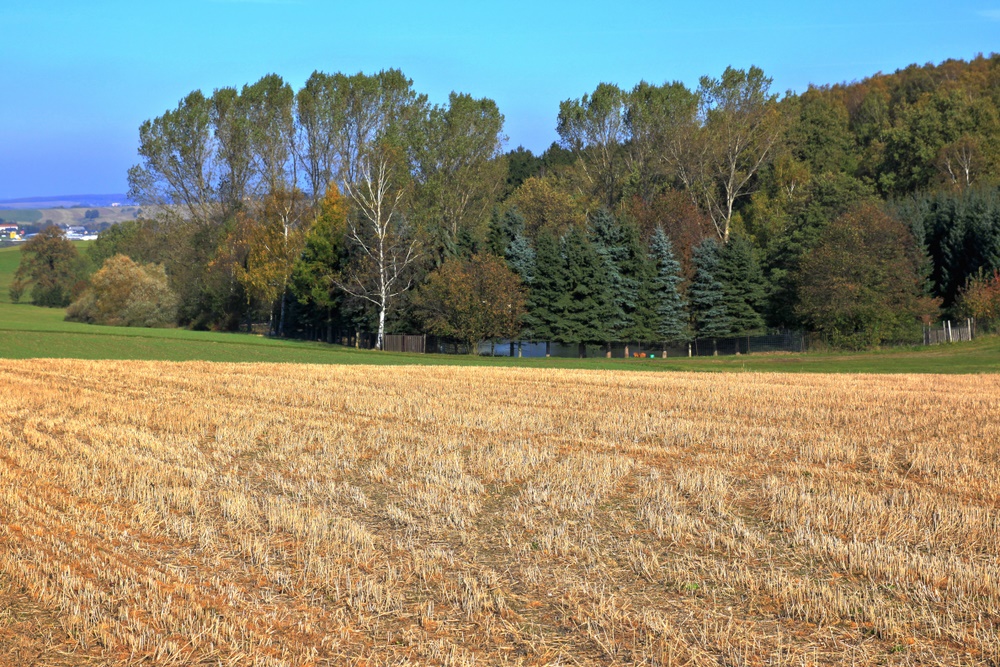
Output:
top-left (377, 307), bottom-right (386, 350)
top-left (578, 342), bottom-right (586, 358)
top-left (278, 293), bottom-right (287, 338)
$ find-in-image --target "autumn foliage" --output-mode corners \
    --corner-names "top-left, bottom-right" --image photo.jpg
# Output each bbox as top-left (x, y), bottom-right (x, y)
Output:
top-left (66, 254), bottom-right (178, 327)
top-left (957, 268), bottom-right (1000, 329)
top-left (414, 253), bottom-right (526, 351)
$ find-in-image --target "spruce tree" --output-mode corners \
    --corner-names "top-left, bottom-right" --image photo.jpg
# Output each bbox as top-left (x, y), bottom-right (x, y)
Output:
top-left (556, 226), bottom-right (614, 355)
top-left (689, 238), bottom-right (733, 338)
top-left (588, 210), bottom-right (657, 342)
top-left (650, 227), bottom-right (689, 342)
top-left (717, 236), bottom-right (767, 334)
top-left (617, 220), bottom-right (658, 342)
top-left (587, 209), bottom-right (627, 335)
top-left (505, 232), bottom-right (536, 284)
top-left (487, 207), bottom-right (526, 257)
top-left (524, 231), bottom-right (564, 341)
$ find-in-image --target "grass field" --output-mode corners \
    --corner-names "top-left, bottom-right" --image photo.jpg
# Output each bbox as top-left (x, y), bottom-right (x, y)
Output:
top-left (0, 206), bottom-right (140, 226)
top-left (1, 244), bottom-right (998, 373)
top-left (0, 209), bottom-right (42, 223)
top-left (1, 361), bottom-right (998, 665)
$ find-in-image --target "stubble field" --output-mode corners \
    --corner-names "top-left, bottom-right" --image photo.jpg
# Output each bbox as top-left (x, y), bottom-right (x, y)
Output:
top-left (0, 360), bottom-right (998, 665)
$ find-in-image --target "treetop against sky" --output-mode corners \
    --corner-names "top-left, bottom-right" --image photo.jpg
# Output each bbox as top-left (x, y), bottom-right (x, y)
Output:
top-left (0, 0), bottom-right (997, 199)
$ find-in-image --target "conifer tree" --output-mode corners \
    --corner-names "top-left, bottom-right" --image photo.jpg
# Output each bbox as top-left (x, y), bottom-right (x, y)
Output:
top-left (524, 231), bottom-right (564, 341)
top-left (556, 226), bottom-right (614, 356)
top-left (588, 209), bottom-right (657, 342)
top-left (588, 209), bottom-right (627, 335)
top-left (689, 237), bottom-right (732, 337)
top-left (717, 236), bottom-right (766, 334)
top-left (487, 208), bottom-right (526, 256)
top-left (617, 220), bottom-right (658, 342)
top-left (650, 227), bottom-right (689, 341)
top-left (505, 232), bottom-right (536, 284)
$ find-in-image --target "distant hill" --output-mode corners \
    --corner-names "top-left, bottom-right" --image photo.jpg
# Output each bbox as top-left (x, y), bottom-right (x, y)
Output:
top-left (0, 194), bottom-right (133, 210)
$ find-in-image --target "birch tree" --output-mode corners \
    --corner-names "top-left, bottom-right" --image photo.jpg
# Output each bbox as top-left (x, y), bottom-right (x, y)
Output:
top-left (337, 152), bottom-right (421, 349)
top-left (690, 66), bottom-right (783, 244)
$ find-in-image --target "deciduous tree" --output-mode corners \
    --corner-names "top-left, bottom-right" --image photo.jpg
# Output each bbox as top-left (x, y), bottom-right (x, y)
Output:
top-left (557, 83), bottom-right (627, 207)
top-left (337, 151), bottom-right (421, 349)
top-left (683, 66), bottom-right (784, 244)
top-left (797, 203), bottom-right (928, 348)
top-left (414, 253), bottom-right (526, 352)
top-left (12, 227), bottom-right (87, 307)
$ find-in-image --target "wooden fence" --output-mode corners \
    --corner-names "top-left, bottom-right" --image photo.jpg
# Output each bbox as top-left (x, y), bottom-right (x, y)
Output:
top-left (924, 319), bottom-right (975, 345)
top-left (382, 334), bottom-right (426, 354)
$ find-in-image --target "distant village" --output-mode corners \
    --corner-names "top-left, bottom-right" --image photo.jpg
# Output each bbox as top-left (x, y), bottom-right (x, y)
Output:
top-left (0, 201), bottom-right (138, 245)
top-left (0, 222), bottom-right (99, 243)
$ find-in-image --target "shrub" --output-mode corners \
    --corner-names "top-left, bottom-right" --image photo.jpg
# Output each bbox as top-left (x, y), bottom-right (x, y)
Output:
top-left (67, 254), bottom-right (178, 327)
top-left (956, 269), bottom-right (1000, 331)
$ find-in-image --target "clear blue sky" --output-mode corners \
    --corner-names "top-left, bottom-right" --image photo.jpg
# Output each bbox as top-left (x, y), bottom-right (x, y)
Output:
top-left (0, 0), bottom-right (997, 199)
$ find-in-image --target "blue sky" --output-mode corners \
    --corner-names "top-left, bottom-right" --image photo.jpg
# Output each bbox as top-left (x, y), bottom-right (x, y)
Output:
top-left (0, 0), bottom-right (997, 199)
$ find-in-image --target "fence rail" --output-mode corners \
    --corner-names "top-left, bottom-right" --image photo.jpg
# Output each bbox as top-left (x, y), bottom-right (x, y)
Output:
top-left (286, 328), bottom-right (808, 358)
top-left (270, 319), bottom-right (982, 355)
top-left (382, 334), bottom-right (426, 354)
top-left (924, 319), bottom-right (975, 345)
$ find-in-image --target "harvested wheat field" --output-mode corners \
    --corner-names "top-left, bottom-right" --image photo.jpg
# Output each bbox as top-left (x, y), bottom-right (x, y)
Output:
top-left (1, 360), bottom-right (999, 666)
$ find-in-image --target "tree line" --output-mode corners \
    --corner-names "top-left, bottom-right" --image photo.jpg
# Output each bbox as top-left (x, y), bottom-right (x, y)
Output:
top-left (13, 55), bottom-right (1000, 350)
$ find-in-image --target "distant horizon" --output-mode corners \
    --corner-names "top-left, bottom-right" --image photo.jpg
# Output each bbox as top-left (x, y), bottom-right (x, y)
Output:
top-left (0, 193), bottom-right (129, 203)
top-left (2, 0), bottom-right (999, 199)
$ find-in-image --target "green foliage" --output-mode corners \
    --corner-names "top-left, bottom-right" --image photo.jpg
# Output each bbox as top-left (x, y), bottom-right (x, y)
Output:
top-left (12, 227), bottom-right (88, 307)
top-left (554, 226), bottom-right (615, 350)
top-left (557, 82), bottom-right (628, 206)
top-left (588, 209), bottom-right (657, 341)
top-left (289, 185), bottom-right (350, 331)
top-left (66, 254), bottom-right (178, 327)
top-left (899, 185), bottom-right (1000, 308)
top-left (649, 227), bottom-right (689, 342)
top-left (717, 236), bottom-right (766, 334)
top-left (413, 92), bottom-right (506, 264)
top-left (688, 238), bottom-right (732, 337)
top-left (784, 87), bottom-right (856, 175)
top-left (797, 204), bottom-right (930, 349)
top-left (504, 146), bottom-right (542, 194)
top-left (487, 207), bottom-right (524, 256)
top-left (524, 232), bottom-right (564, 341)
top-left (506, 233), bottom-right (536, 285)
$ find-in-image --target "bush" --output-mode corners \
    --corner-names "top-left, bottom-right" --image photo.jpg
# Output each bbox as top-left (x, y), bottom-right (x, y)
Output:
top-left (67, 254), bottom-right (178, 327)
top-left (956, 269), bottom-right (1000, 332)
